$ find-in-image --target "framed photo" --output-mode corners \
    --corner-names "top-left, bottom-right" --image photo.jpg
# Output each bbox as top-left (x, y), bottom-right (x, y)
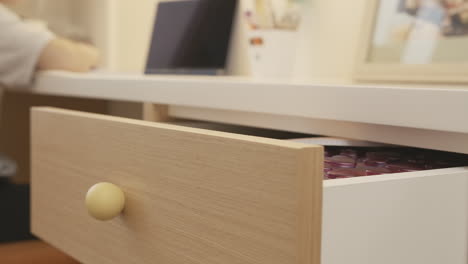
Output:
top-left (355, 0), bottom-right (468, 83)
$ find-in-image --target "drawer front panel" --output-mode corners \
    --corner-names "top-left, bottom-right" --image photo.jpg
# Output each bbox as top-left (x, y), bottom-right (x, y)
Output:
top-left (31, 107), bottom-right (323, 264)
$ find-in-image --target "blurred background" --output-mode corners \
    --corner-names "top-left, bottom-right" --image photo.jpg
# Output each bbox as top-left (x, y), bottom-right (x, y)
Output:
top-left (7, 0), bottom-right (369, 82)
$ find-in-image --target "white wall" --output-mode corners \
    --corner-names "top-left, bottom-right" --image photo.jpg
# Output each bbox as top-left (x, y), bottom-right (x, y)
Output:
top-left (110, 0), bottom-right (159, 72)
top-left (294, 0), bottom-right (367, 83)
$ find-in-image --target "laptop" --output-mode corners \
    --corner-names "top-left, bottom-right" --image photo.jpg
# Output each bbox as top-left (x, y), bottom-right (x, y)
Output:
top-left (145, 0), bottom-right (237, 75)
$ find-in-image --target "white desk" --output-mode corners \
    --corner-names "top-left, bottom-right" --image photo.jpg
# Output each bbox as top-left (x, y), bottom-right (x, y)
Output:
top-left (32, 71), bottom-right (468, 153)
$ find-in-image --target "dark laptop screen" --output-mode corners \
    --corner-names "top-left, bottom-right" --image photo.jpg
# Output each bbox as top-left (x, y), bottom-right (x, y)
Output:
top-left (145, 0), bottom-right (237, 74)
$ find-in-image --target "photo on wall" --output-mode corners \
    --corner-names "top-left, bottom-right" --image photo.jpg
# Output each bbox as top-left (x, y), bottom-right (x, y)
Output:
top-left (355, 0), bottom-right (468, 83)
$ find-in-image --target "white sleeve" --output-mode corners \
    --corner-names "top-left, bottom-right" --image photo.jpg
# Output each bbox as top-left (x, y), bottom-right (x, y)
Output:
top-left (0, 4), bottom-right (55, 89)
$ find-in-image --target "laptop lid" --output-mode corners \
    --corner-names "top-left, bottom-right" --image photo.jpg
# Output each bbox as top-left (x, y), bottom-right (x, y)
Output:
top-left (145, 0), bottom-right (237, 75)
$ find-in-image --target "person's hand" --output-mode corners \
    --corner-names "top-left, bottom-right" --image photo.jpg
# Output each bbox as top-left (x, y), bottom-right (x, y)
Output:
top-left (75, 41), bottom-right (100, 70)
top-left (37, 38), bottom-right (99, 72)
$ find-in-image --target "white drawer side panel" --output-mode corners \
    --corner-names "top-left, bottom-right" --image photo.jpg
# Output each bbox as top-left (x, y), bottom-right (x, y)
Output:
top-left (322, 168), bottom-right (468, 264)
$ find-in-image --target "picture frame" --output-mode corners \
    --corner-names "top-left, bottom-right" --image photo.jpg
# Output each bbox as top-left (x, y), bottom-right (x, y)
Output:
top-left (355, 0), bottom-right (468, 83)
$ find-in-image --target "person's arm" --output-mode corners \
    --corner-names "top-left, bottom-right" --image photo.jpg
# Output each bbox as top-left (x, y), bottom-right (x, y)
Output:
top-left (37, 38), bottom-right (99, 72)
top-left (0, 4), bottom-right (100, 89)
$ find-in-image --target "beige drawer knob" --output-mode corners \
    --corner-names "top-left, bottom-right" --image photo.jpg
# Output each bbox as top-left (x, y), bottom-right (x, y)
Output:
top-left (85, 182), bottom-right (125, 221)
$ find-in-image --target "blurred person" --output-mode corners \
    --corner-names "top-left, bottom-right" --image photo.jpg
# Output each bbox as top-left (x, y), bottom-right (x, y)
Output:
top-left (0, 0), bottom-right (99, 89)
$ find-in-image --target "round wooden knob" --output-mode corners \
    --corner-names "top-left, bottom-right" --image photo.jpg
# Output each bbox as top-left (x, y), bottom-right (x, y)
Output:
top-left (85, 182), bottom-right (125, 221)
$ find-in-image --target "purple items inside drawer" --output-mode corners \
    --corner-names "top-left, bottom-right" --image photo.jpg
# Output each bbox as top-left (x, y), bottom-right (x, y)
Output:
top-left (287, 137), bottom-right (467, 180)
top-left (322, 146), bottom-right (467, 180)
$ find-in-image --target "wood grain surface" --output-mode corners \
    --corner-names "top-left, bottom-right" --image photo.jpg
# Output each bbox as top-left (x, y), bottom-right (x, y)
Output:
top-left (31, 107), bottom-right (323, 264)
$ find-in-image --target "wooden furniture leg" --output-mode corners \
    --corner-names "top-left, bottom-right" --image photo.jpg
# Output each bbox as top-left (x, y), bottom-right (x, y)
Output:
top-left (142, 103), bottom-right (172, 122)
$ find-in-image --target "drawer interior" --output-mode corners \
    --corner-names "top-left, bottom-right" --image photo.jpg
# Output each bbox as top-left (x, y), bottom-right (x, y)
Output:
top-left (311, 143), bottom-right (468, 180)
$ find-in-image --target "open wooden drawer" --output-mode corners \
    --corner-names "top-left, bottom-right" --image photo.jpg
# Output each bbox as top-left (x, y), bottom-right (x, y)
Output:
top-left (31, 107), bottom-right (322, 264)
top-left (30, 107), bottom-right (468, 264)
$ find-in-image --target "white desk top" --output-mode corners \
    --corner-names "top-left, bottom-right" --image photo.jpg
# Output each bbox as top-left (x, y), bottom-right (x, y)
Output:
top-left (31, 71), bottom-right (468, 135)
